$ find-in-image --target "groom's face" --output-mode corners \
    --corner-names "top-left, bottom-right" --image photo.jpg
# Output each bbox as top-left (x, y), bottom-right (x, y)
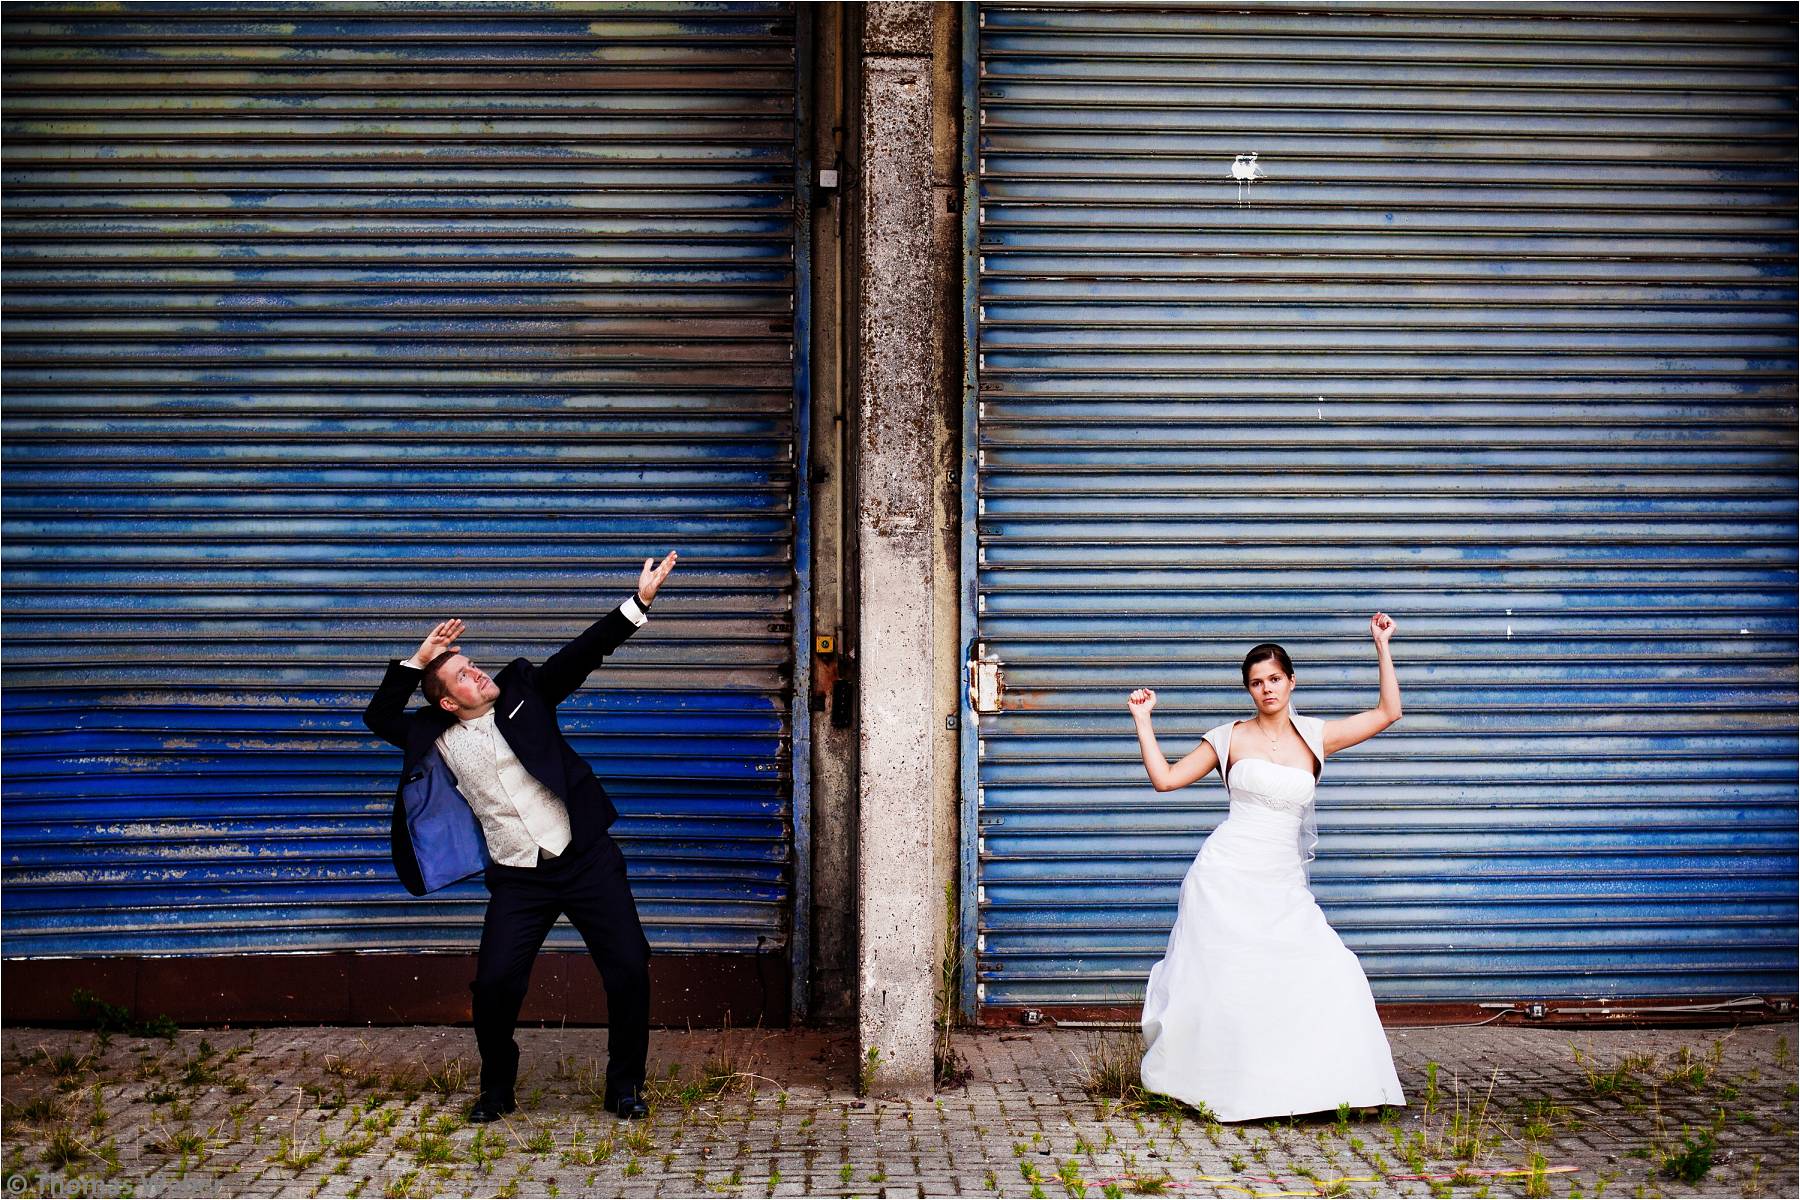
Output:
top-left (1245, 661), bottom-right (1293, 713)
top-left (434, 654), bottom-right (501, 713)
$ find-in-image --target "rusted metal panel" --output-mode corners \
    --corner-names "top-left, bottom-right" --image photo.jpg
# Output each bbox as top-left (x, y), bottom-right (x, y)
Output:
top-left (1, 951), bottom-right (792, 1027)
top-left (961, 2), bottom-right (1798, 1011)
top-left (1, 3), bottom-right (804, 962)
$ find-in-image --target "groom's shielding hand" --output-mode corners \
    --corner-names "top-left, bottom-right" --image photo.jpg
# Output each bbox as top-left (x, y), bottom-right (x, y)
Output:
top-left (412, 618), bottom-right (464, 666)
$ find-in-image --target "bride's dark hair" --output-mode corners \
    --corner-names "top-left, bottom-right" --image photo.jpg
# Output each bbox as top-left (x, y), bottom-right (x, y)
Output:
top-left (1241, 643), bottom-right (1295, 685)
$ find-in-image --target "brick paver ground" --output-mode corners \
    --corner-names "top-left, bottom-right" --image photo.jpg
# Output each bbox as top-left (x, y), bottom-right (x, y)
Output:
top-left (4, 1019), bottom-right (1794, 1198)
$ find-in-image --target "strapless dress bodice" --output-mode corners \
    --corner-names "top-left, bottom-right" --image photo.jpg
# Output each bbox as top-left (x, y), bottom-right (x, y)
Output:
top-left (1227, 757), bottom-right (1315, 818)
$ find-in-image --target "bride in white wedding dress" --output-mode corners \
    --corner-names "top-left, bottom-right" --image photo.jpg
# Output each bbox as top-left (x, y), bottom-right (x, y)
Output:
top-left (1126, 614), bottom-right (1406, 1121)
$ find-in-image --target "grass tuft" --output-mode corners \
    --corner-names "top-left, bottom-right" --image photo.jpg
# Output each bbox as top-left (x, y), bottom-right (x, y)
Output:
top-left (1657, 1128), bottom-right (1715, 1185)
top-left (1080, 1030), bottom-right (1214, 1120)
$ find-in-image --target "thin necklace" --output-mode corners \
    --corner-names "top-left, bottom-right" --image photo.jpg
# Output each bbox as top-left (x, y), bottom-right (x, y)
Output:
top-left (1255, 715), bottom-right (1282, 751)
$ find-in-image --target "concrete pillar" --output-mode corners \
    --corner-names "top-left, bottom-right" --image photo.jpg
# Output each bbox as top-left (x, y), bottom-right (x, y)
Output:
top-left (855, 0), bottom-right (943, 1095)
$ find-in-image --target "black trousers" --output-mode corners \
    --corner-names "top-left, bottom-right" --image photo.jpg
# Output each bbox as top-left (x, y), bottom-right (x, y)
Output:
top-left (470, 833), bottom-right (651, 1098)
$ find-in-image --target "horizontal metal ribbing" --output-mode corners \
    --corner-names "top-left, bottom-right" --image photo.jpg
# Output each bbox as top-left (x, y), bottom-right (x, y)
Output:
top-left (1, 2), bottom-right (802, 961)
top-left (970, 1), bottom-right (1797, 1007)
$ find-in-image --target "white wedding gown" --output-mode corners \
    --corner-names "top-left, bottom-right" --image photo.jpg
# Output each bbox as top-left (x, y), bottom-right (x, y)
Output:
top-left (1139, 754), bottom-right (1405, 1121)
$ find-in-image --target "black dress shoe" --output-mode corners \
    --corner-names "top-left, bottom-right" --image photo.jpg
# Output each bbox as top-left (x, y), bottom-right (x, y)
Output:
top-left (467, 1090), bottom-right (516, 1124)
top-left (607, 1090), bottom-right (649, 1120)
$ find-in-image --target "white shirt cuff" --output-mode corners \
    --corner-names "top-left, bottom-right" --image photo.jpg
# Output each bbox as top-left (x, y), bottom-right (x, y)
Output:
top-left (400, 656), bottom-right (425, 670)
top-left (621, 595), bottom-right (649, 627)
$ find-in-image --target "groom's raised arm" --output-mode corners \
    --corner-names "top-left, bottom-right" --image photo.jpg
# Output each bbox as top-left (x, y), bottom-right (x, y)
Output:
top-left (363, 618), bottom-right (464, 747)
top-left (530, 552), bottom-right (678, 707)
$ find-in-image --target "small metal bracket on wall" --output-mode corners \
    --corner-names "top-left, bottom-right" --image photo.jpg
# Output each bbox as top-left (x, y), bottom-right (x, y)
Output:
top-left (968, 648), bottom-right (1003, 714)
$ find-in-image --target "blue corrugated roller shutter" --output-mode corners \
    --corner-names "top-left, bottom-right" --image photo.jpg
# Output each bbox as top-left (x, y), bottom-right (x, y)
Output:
top-left (966, 2), bottom-right (1797, 1008)
top-left (2, 3), bottom-right (802, 958)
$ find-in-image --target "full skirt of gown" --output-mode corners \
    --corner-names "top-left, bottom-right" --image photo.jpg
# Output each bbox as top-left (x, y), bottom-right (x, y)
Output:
top-left (1139, 797), bottom-right (1405, 1121)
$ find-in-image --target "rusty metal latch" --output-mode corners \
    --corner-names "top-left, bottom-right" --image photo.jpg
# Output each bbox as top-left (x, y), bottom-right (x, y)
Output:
top-left (968, 650), bottom-right (1004, 714)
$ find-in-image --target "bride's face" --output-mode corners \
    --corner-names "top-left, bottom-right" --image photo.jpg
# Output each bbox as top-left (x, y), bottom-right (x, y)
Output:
top-left (1245, 660), bottom-right (1293, 713)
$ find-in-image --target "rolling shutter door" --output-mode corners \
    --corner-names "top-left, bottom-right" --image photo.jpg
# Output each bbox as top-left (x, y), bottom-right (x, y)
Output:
top-left (967, 2), bottom-right (1797, 1010)
top-left (3, 3), bottom-right (803, 960)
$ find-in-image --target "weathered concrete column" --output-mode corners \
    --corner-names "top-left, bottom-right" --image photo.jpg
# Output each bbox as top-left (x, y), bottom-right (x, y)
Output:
top-left (856, 0), bottom-right (941, 1095)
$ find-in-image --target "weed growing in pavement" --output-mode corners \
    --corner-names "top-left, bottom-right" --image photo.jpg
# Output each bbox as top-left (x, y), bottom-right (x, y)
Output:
top-left (41, 1127), bottom-right (87, 1171)
top-left (1743, 1154), bottom-right (1764, 1195)
top-left (90, 1136), bottom-right (122, 1179)
top-left (413, 1131), bottom-right (455, 1164)
top-left (46, 1047), bottom-right (94, 1083)
top-left (1519, 1097), bottom-right (1574, 1141)
top-left (467, 1126), bottom-right (507, 1171)
top-left (1079, 1029), bottom-right (1215, 1119)
top-left (384, 1064), bottom-right (421, 1100)
top-left (179, 1039), bottom-right (224, 1086)
top-left (859, 1044), bottom-right (884, 1094)
top-left (1393, 1126), bottom-right (1428, 1177)
top-left (70, 988), bottom-right (178, 1040)
top-left (4, 1092), bottom-right (64, 1125)
top-left (648, 1053), bottom-right (745, 1110)
top-left (562, 1129), bottom-right (615, 1166)
top-left (1517, 1150), bottom-right (1552, 1198)
top-left (934, 881), bottom-right (971, 1090)
top-left (1440, 1068), bottom-right (1500, 1160)
top-left (1655, 1127), bottom-right (1714, 1184)
top-left (1659, 1045), bottom-right (1714, 1091)
top-left (1573, 1048), bottom-right (1656, 1100)
top-left (335, 1131), bottom-right (377, 1159)
top-left (619, 1122), bottom-right (655, 1156)
top-left (1775, 1034), bottom-right (1792, 1069)
top-left (147, 1124), bottom-right (209, 1158)
top-left (269, 1131), bottom-right (329, 1172)
top-left (1423, 1060), bottom-right (1440, 1116)
top-left (382, 1170), bottom-right (424, 1199)
top-left (357, 1107), bottom-right (400, 1138)
top-left (423, 1057), bottom-right (468, 1100)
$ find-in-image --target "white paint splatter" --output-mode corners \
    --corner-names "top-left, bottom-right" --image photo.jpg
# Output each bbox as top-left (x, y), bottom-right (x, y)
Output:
top-left (1230, 153), bottom-right (1266, 206)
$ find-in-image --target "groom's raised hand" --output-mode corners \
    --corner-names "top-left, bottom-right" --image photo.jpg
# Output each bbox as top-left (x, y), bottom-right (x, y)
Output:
top-left (411, 618), bottom-right (463, 666)
top-left (637, 550), bottom-right (679, 605)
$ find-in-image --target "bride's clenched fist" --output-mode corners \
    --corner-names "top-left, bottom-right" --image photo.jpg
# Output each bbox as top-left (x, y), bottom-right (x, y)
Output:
top-left (1127, 688), bottom-right (1157, 720)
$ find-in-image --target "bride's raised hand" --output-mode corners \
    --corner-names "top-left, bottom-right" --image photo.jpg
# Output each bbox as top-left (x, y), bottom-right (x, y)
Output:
top-left (1370, 612), bottom-right (1396, 646)
top-left (1127, 688), bottom-right (1157, 720)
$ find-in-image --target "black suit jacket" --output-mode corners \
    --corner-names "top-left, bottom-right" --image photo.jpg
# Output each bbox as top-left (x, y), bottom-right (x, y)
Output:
top-left (362, 603), bottom-right (644, 896)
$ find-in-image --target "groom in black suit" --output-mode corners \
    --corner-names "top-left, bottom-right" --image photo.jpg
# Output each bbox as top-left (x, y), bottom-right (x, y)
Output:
top-left (363, 551), bottom-right (678, 1123)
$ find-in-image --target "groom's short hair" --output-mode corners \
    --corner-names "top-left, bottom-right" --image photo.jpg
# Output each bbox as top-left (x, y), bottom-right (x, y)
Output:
top-left (421, 650), bottom-right (459, 707)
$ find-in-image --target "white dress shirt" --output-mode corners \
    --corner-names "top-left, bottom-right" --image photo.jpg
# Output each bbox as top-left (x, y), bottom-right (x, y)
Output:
top-left (400, 595), bottom-right (648, 867)
top-left (437, 710), bottom-right (571, 867)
